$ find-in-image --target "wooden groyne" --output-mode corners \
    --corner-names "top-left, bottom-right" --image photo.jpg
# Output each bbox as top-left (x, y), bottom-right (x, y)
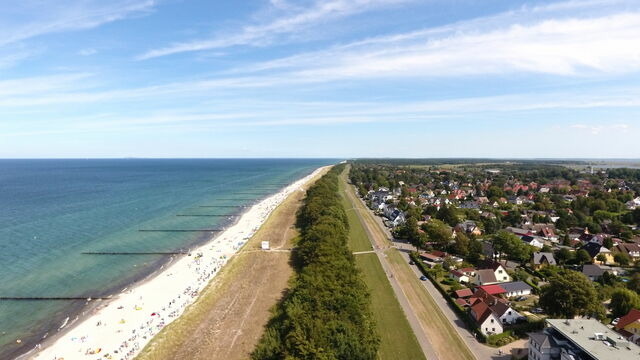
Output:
top-left (138, 229), bottom-right (222, 232)
top-left (176, 214), bottom-right (239, 217)
top-left (199, 205), bottom-right (248, 208)
top-left (0, 296), bottom-right (112, 301)
top-left (215, 198), bottom-right (257, 200)
top-left (81, 251), bottom-right (189, 255)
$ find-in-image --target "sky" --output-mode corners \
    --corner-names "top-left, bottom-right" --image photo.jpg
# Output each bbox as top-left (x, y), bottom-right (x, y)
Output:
top-left (1, 0), bottom-right (640, 158)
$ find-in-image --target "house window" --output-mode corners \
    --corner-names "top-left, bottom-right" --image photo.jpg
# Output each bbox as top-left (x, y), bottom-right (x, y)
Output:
top-left (492, 327), bottom-right (495, 332)
top-left (508, 311), bottom-right (511, 315)
top-left (498, 270), bottom-right (503, 273)
top-left (490, 319), bottom-right (494, 323)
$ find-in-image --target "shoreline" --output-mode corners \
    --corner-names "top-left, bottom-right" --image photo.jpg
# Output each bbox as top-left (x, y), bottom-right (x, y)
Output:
top-left (28, 166), bottom-right (328, 360)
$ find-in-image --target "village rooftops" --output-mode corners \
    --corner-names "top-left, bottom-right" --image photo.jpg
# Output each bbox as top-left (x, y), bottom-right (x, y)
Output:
top-left (546, 319), bottom-right (640, 360)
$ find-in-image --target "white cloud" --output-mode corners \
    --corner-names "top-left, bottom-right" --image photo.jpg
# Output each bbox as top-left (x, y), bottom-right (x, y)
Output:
top-left (571, 123), bottom-right (632, 135)
top-left (137, 0), bottom-right (411, 59)
top-left (0, 1), bottom-right (156, 48)
top-left (235, 10), bottom-right (640, 80)
top-left (78, 48), bottom-right (98, 56)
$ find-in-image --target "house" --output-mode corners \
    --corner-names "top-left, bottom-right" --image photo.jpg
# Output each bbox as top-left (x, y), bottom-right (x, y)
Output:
top-left (454, 220), bottom-right (482, 236)
top-left (521, 235), bottom-right (545, 249)
top-left (449, 269), bottom-right (471, 283)
top-left (470, 301), bottom-right (504, 336)
top-left (528, 332), bottom-right (560, 360)
top-left (500, 281), bottom-right (533, 297)
top-left (449, 267), bottom-right (475, 283)
top-left (580, 242), bottom-right (614, 264)
top-left (473, 270), bottom-right (498, 286)
top-left (617, 243), bottom-right (640, 260)
top-left (477, 284), bottom-right (507, 297)
top-left (419, 252), bottom-right (444, 265)
top-left (615, 309), bottom-right (640, 345)
top-left (454, 288), bottom-right (473, 299)
top-left (383, 206), bottom-right (406, 227)
top-left (581, 264), bottom-right (606, 281)
top-left (529, 319), bottom-right (640, 360)
top-left (531, 252), bottom-right (557, 270)
top-left (538, 226), bottom-right (558, 242)
top-left (490, 301), bottom-right (524, 325)
top-left (473, 262), bottom-right (511, 285)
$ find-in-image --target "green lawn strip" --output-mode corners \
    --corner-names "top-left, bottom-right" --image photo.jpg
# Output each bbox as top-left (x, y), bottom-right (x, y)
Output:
top-left (356, 254), bottom-right (427, 360)
top-left (339, 167), bottom-right (425, 359)
top-left (339, 170), bottom-right (373, 252)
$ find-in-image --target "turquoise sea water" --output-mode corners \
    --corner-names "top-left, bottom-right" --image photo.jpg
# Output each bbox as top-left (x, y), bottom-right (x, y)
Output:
top-left (0, 159), bottom-right (333, 358)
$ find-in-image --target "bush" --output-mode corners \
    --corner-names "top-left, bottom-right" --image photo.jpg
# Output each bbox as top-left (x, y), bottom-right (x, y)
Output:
top-left (486, 331), bottom-right (515, 347)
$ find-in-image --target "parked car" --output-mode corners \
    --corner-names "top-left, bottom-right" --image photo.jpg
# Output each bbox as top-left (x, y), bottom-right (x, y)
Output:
top-left (409, 260), bottom-right (415, 265)
top-left (420, 275), bottom-right (427, 281)
top-left (612, 318), bottom-right (620, 326)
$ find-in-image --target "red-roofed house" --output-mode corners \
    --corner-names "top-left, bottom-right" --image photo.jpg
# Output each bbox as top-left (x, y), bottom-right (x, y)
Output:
top-left (615, 309), bottom-right (640, 345)
top-left (477, 284), bottom-right (507, 296)
top-left (470, 301), bottom-right (503, 336)
top-left (454, 288), bottom-right (473, 298)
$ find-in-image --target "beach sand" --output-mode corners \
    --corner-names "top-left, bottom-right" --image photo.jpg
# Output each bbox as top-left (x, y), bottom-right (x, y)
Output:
top-left (30, 166), bottom-right (328, 360)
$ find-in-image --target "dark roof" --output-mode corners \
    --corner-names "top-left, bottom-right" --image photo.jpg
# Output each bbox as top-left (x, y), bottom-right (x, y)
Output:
top-left (528, 333), bottom-right (557, 349)
top-left (489, 301), bottom-right (511, 317)
top-left (532, 252), bottom-right (556, 266)
top-left (475, 269), bottom-right (498, 284)
top-left (582, 264), bottom-right (604, 277)
top-left (499, 281), bottom-right (533, 293)
top-left (580, 242), bottom-right (602, 258)
top-left (617, 243), bottom-right (640, 255)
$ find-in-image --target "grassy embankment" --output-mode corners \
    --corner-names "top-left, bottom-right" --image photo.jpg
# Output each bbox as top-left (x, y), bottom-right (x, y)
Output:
top-left (338, 168), bottom-right (426, 360)
top-left (342, 166), bottom-right (476, 360)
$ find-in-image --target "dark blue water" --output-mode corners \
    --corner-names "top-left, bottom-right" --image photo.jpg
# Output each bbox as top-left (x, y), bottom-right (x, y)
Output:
top-left (0, 159), bottom-right (333, 358)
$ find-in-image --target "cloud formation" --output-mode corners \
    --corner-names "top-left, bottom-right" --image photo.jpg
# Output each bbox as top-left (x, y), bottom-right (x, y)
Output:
top-left (137, 0), bottom-right (411, 59)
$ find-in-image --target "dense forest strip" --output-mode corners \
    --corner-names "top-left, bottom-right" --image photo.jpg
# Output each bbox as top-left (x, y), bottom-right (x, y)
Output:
top-left (252, 164), bottom-right (379, 360)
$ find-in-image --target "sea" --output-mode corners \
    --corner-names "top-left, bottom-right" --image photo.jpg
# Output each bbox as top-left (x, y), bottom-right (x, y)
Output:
top-left (0, 158), bottom-right (334, 359)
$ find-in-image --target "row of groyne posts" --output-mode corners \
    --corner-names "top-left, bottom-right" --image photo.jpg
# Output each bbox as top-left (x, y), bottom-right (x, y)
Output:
top-left (1, 183), bottom-right (291, 301)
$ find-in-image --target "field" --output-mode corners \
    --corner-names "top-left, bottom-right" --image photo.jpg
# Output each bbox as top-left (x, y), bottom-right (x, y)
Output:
top-left (339, 168), bottom-right (426, 360)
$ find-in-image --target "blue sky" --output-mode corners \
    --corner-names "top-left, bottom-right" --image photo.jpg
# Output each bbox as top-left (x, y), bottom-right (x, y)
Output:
top-left (1, 0), bottom-right (640, 158)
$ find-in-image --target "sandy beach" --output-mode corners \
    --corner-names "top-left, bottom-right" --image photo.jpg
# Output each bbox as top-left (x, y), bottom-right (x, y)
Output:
top-left (29, 166), bottom-right (327, 360)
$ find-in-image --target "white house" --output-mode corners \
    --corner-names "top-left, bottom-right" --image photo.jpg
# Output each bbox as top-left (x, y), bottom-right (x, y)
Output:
top-left (500, 281), bottom-right (533, 298)
top-left (449, 268), bottom-right (475, 283)
top-left (473, 263), bottom-right (511, 285)
top-left (471, 301), bottom-right (504, 336)
top-left (491, 301), bottom-right (524, 325)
